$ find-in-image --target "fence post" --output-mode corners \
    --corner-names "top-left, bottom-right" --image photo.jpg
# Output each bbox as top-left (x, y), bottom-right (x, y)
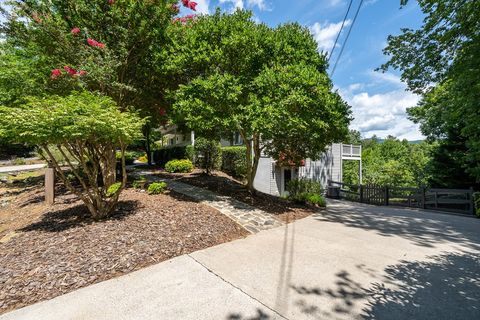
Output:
top-left (45, 166), bottom-right (55, 205)
top-left (469, 187), bottom-right (475, 215)
top-left (422, 187), bottom-right (426, 209)
top-left (385, 186), bottom-right (389, 206)
top-left (359, 184), bottom-right (364, 203)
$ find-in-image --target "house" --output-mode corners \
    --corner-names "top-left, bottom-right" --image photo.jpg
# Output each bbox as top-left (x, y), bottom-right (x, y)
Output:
top-left (158, 126), bottom-right (362, 196)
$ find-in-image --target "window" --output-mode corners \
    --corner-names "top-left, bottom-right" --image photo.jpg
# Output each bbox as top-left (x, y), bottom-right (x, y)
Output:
top-left (234, 132), bottom-right (243, 145)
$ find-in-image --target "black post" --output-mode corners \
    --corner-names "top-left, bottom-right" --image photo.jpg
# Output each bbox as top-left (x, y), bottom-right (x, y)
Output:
top-left (385, 186), bottom-right (389, 206)
top-left (422, 187), bottom-right (426, 209)
top-left (469, 187), bottom-right (475, 215)
top-left (359, 184), bottom-right (364, 203)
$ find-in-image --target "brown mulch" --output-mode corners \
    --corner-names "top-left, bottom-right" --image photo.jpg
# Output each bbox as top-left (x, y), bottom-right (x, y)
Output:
top-left (155, 169), bottom-right (316, 223)
top-left (0, 186), bottom-right (248, 315)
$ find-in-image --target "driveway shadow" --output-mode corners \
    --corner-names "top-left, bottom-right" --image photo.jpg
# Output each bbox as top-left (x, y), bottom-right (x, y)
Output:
top-left (362, 251), bottom-right (480, 319)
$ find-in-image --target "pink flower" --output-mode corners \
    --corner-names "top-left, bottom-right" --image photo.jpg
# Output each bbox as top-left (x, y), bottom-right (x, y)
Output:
top-left (188, 1), bottom-right (197, 11)
top-left (87, 38), bottom-right (105, 48)
top-left (78, 70), bottom-right (87, 76)
top-left (181, 0), bottom-right (189, 6)
top-left (71, 27), bottom-right (81, 35)
top-left (64, 66), bottom-right (77, 76)
top-left (87, 38), bottom-right (98, 46)
top-left (108, 0), bottom-right (115, 4)
top-left (51, 69), bottom-right (62, 79)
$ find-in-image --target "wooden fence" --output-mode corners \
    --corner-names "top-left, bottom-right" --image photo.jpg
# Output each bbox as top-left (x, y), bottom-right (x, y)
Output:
top-left (327, 180), bottom-right (476, 216)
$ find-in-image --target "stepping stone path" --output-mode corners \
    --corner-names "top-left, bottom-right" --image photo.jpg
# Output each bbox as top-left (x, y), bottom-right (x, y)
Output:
top-left (139, 173), bottom-right (284, 233)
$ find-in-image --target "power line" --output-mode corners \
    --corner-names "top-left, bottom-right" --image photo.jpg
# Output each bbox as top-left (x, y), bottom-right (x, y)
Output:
top-left (327, 0), bottom-right (354, 63)
top-left (330, 0), bottom-right (364, 77)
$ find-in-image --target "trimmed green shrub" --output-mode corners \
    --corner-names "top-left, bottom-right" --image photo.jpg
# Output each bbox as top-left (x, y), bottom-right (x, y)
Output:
top-left (474, 192), bottom-right (480, 218)
top-left (148, 182), bottom-right (167, 195)
top-left (194, 138), bottom-right (222, 174)
top-left (106, 182), bottom-right (122, 198)
top-left (222, 146), bottom-right (247, 178)
top-left (305, 193), bottom-right (327, 207)
top-left (153, 146), bottom-right (193, 167)
top-left (132, 176), bottom-right (147, 189)
top-left (116, 151), bottom-right (135, 165)
top-left (165, 159), bottom-right (194, 173)
top-left (287, 178), bottom-right (324, 203)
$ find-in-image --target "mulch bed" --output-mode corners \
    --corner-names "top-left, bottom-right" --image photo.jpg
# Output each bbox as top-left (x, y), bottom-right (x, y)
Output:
top-left (155, 169), bottom-right (316, 223)
top-left (0, 187), bottom-right (248, 315)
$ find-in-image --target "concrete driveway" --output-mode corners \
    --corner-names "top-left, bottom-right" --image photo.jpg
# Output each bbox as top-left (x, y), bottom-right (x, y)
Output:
top-left (2, 201), bottom-right (479, 320)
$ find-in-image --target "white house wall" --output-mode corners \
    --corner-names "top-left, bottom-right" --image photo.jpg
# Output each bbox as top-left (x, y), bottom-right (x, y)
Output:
top-left (253, 143), bottom-right (343, 196)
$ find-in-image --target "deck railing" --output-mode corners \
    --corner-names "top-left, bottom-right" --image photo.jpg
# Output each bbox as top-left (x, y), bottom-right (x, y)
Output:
top-left (327, 180), bottom-right (476, 216)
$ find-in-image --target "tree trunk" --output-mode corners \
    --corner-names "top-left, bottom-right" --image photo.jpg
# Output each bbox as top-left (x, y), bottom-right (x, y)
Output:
top-left (144, 125), bottom-right (152, 166)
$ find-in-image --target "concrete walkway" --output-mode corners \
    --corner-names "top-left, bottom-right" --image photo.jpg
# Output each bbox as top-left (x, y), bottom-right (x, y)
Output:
top-left (0, 163), bottom-right (45, 174)
top-left (2, 201), bottom-right (480, 320)
top-left (139, 172), bottom-right (284, 233)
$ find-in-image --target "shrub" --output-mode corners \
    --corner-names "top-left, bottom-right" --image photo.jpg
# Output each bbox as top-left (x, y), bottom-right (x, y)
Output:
top-left (474, 192), bottom-right (480, 218)
top-left (147, 182), bottom-right (167, 195)
top-left (304, 193), bottom-right (327, 207)
top-left (194, 138), bottom-right (222, 174)
top-left (116, 151), bottom-right (135, 165)
top-left (137, 155), bottom-right (148, 163)
top-left (222, 146), bottom-right (247, 178)
top-left (153, 145), bottom-right (193, 167)
top-left (287, 178), bottom-right (324, 203)
top-left (106, 182), bottom-right (122, 198)
top-left (132, 175), bottom-right (147, 189)
top-left (165, 159), bottom-right (194, 173)
top-left (0, 92), bottom-right (144, 219)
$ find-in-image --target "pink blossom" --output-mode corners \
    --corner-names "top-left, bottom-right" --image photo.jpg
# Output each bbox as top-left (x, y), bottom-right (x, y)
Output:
top-left (51, 69), bottom-right (62, 79)
top-left (71, 27), bottom-right (81, 35)
top-left (108, 0), bottom-right (115, 4)
top-left (87, 38), bottom-right (105, 48)
top-left (87, 38), bottom-right (98, 46)
top-left (188, 1), bottom-right (197, 11)
top-left (64, 66), bottom-right (77, 76)
top-left (79, 70), bottom-right (87, 76)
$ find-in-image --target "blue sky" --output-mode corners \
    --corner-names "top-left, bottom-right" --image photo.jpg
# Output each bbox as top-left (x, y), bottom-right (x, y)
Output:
top-left (190, 0), bottom-right (425, 140)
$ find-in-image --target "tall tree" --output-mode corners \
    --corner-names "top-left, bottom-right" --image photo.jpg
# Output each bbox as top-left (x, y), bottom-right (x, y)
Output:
top-left (381, 0), bottom-right (480, 186)
top-left (1, 0), bottom-right (196, 164)
top-left (167, 10), bottom-right (351, 191)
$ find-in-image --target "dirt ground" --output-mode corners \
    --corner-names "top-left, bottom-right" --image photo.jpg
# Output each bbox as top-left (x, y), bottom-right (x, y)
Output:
top-left (155, 169), bottom-right (317, 223)
top-left (0, 178), bottom-right (248, 315)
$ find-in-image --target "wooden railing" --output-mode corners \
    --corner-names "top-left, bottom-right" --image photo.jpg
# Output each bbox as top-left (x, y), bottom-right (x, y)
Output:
top-left (327, 180), bottom-right (476, 215)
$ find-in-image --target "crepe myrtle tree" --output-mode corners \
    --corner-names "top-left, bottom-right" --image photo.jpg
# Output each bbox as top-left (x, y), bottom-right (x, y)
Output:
top-left (0, 91), bottom-right (145, 219)
top-left (1, 0), bottom-right (198, 164)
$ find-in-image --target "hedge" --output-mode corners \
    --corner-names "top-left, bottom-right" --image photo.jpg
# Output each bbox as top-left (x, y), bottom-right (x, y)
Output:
top-left (153, 145), bottom-right (194, 167)
top-left (221, 146), bottom-right (247, 179)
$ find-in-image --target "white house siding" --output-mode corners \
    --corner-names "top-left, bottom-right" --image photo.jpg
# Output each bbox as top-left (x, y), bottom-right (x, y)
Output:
top-left (253, 143), bottom-right (344, 196)
top-left (254, 157), bottom-right (280, 196)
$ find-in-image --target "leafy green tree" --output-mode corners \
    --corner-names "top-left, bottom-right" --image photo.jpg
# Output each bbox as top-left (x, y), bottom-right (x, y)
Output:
top-left (1, 0), bottom-right (194, 164)
top-left (167, 10), bottom-right (351, 191)
top-left (0, 92), bottom-right (145, 219)
top-left (381, 0), bottom-right (480, 187)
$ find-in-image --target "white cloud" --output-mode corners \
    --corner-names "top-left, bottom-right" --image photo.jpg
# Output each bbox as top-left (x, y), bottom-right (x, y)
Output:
top-left (195, 0), bottom-right (210, 14)
top-left (219, 0), bottom-right (244, 10)
top-left (247, 0), bottom-right (267, 10)
top-left (328, 0), bottom-right (344, 7)
top-left (339, 84), bottom-right (423, 140)
top-left (310, 20), bottom-right (351, 53)
top-left (219, 0), bottom-right (267, 11)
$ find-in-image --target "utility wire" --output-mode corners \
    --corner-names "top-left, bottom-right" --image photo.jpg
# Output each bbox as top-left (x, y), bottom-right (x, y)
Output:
top-left (327, 0), bottom-right (354, 63)
top-left (330, 0), bottom-right (365, 77)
